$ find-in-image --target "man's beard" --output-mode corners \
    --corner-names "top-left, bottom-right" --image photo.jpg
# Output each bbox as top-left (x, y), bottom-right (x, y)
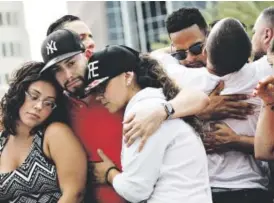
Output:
top-left (183, 61), bottom-right (206, 68)
top-left (64, 76), bottom-right (87, 99)
top-left (253, 50), bottom-right (266, 61)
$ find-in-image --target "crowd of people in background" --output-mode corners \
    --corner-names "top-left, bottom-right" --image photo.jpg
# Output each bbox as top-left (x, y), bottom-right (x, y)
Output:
top-left (0, 4), bottom-right (274, 203)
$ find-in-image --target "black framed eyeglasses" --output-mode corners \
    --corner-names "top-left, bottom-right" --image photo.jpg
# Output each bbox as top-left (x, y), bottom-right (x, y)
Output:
top-left (25, 91), bottom-right (57, 110)
top-left (171, 42), bottom-right (204, 61)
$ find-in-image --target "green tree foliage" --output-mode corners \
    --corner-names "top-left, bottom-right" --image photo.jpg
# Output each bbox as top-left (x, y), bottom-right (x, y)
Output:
top-left (151, 34), bottom-right (170, 50)
top-left (203, 1), bottom-right (274, 36)
top-left (150, 2), bottom-right (273, 50)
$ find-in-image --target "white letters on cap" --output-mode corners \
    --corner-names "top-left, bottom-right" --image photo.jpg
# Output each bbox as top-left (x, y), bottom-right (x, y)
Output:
top-left (46, 40), bottom-right (58, 55)
top-left (87, 60), bottom-right (99, 79)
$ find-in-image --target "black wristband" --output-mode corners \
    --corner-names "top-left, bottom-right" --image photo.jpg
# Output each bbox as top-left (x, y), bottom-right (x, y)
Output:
top-left (105, 166), bottom-right (120, 186)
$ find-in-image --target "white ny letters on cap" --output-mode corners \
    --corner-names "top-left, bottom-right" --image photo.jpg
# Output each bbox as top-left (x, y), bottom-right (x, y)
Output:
top-left (46, 40), bottom-right (58, 55)
top-left (87, 60), bottom-right (99, 79)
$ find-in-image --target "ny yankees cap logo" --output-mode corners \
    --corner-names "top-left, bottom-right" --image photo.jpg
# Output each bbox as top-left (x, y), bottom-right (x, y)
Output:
top-left (46, 40), bottom-right (58, 55)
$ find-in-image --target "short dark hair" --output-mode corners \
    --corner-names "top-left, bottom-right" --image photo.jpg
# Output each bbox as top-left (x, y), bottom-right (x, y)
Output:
top-left (166, 7), bottom-right (208, 35)
top-left (46, 15), bottom-right (80, 36)
top-left (262, 7), bottom-right (274, 28)
top-left (0, 61), bottom-right (70, 135)
top-left (206, 18), bottom-right (251, 76)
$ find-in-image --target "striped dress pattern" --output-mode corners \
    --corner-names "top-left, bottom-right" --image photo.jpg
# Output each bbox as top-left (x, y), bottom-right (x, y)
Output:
top-left (0, 131), bottom-right (62, 202)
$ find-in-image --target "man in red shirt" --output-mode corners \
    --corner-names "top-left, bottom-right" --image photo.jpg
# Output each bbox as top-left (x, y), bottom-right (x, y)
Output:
top-left (46, 16), bottom-right (125, 202)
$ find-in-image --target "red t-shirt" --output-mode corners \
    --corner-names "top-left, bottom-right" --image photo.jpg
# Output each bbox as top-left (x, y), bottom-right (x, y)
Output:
top-left (69, 97), bottom-right (126, 203)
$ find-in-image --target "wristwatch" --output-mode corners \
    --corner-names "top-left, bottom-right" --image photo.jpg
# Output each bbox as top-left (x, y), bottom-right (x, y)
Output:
top-left (162, 102), bottom-right (175, 120)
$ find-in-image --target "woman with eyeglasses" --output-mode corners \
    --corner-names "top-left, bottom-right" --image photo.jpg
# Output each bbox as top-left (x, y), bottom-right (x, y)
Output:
top-left (0, 61), bottom-right (89, 203)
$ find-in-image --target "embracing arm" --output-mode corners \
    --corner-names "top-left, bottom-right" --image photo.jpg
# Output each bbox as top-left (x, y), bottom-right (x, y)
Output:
top-left (253, 75), bottom-right (274, 160)
top-left (122, 87), bottom-right (208, 151)
top-left (255, 105), bottom-right (274, 160)
top-left (44, 122), bottom-right (87, 203)
top-left (198, 81), bottom-right (254, 121)
top-left (233, 135), bottom-right (254, 154)
top-left (168, 87), bottom-right (209, 119)
top-left (204, 122), bottom-right (254, 154)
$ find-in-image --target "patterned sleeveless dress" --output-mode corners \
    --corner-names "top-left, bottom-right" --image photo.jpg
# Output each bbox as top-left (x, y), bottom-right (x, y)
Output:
top-left (0, 131), bottom-right (62, 202)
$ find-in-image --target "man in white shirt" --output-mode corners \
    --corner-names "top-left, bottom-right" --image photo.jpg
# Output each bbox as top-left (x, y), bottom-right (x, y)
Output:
top-left (151, 7), bottom-right (274, 202)
top-left (151, 7), bottom-right (255, 123)
top-left (167, 18), bottom-right (272, 203)
top-left (151, 7), bottom-right (274, 152)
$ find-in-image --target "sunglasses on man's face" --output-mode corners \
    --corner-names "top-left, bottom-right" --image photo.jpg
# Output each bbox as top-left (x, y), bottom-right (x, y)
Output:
top-left (171, 42), bottom-right (204, 61)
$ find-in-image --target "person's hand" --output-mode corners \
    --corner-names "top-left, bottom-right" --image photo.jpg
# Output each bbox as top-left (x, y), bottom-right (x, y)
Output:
top-left (203, 122), bottom-right (239, 153)
top-left (94, 149), bottom-right (117, 184)
top-left (198, 81), bottom-right (255, 120)
top-left (123, 104), bottom-right (166, 152)
top-left (253, 75), bottom-right (274, 104)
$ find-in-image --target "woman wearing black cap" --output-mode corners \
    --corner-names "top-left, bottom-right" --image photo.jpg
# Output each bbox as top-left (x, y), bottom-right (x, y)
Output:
top-left (89, 45), bottom-right (212, 203)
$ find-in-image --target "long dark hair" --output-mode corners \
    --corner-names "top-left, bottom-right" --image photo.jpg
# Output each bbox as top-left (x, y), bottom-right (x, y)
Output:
top-left (134, 54), bottom-right (204, 137)
top-left (0, 61), bottom-right (70, 135)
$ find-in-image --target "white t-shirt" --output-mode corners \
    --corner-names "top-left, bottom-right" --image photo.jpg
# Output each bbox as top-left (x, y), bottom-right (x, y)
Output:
top-left (113, 88), bottom-right (212, 203)
top-left (157, 54), bottom-right (273, 189)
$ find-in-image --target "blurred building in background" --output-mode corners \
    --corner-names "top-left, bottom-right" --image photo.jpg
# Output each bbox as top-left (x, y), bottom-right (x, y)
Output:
top-left (0, 1), bottom-right (206, 98)
top-left (0, 1), bottom-right (271, 100)
top-left (0, 1), bottom-right (31, 97)
top-left (67, 1), bottom-right (206, 52)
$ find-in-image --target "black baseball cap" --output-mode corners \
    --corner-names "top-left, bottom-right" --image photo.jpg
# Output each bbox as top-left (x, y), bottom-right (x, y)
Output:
top-left (84, 45), bottom-right (140, 93)
top-left (40, 29), bottom-right (85, 73)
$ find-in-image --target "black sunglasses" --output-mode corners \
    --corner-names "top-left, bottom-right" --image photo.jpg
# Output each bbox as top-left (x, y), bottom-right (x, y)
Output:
top-left (171, 42), bottom-right (204, 61)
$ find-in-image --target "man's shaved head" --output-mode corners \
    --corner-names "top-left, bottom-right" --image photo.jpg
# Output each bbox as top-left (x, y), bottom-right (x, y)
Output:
top-left (206, 18), bottom-right (251, 76)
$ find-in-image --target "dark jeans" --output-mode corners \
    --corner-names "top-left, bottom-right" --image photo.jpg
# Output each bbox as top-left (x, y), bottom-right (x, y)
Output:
top-left (212, 189), bottom-right (273, 203)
